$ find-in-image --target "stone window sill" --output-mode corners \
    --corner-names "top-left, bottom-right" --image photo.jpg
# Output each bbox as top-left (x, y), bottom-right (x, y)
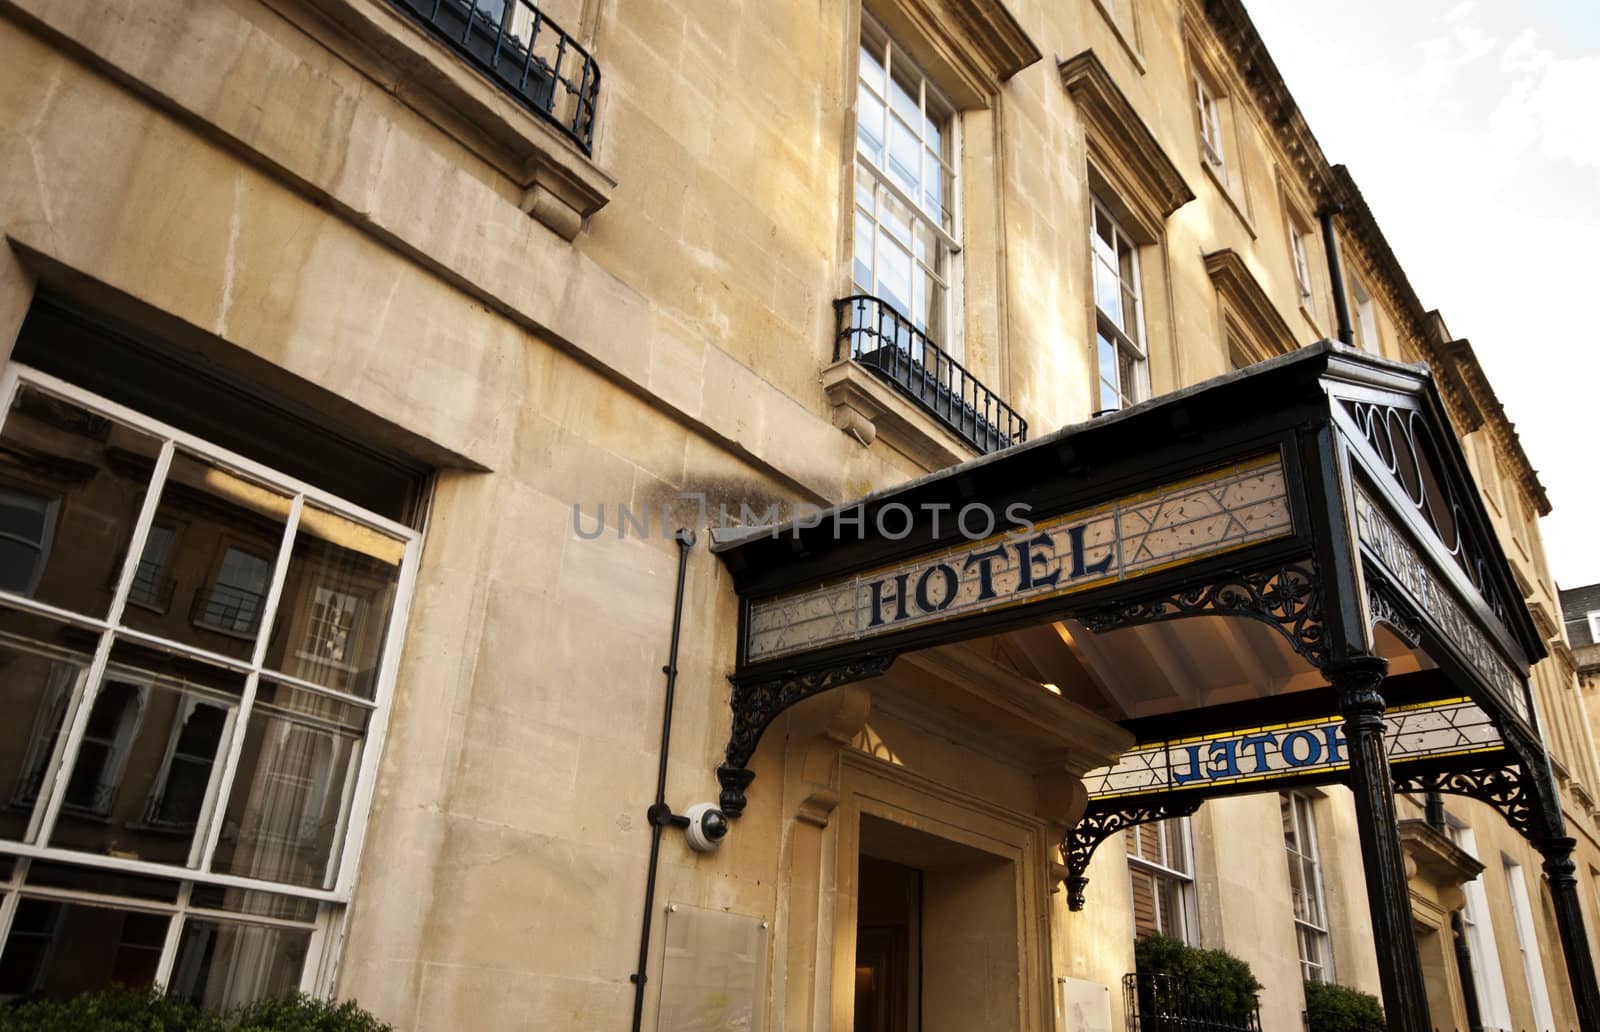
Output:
top-left (277, 0), bottom-right (615, 240)
top-left (821, 359), bottom-right (978, 471)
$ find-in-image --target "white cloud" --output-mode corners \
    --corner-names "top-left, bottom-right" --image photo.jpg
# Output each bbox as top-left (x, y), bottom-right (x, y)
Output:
top-left (1490, 34), bottom-right (1600, 170)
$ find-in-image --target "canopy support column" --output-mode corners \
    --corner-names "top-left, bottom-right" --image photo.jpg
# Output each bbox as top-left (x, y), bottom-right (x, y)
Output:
top-left (1539, 836), bottom-right (1600, 1031)
top-left (1333, 655), bottom-right (1431, 1032)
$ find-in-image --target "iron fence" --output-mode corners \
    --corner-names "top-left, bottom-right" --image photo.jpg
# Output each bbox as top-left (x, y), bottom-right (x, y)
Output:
top-left (1124, 972), bottom-right (1264, 1032)
top-left (833, 294), bottom-right (1027, 455)
top-left (388, 0), bottom-right (600, 153)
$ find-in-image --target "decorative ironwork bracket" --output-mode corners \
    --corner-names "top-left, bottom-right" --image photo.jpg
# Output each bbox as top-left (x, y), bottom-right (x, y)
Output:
top-left (717, 653), bottom-right (897, 818)
top-left (1392, 761), bottom-right (1548, 841)
top-left (1063, 796), bottom-right (1203, 912)
top-left (1078, 562), bottom-right (1328, 668)
top-left (1367, 578), bottom-right (1423, 648)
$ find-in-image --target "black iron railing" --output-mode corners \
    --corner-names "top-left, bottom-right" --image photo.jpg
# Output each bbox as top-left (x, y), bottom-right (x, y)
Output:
top-left (833, 295), bottom-right (1027, 455)
top-left (1124, 973), bottom-right (1263, 1032)
top-left (388, 0), bottom-right (600, 154)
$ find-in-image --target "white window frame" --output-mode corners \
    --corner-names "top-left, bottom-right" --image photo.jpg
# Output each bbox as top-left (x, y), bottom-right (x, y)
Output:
top-left (1587, 610), bottom-right (1600, 644)
top-left (1350, 277), bottom-right (1381, 355)
top-left (1451, 827), bottom-right (1512, 1032)
top-left (852, 14), bottom-right (962, 352)
top-left (1091, 197), bottom-right (1148, 413)
top-left (1503, 857), bottom-right (1556, 1032)
top-left (1289, 221), bottom-right (1315, 306)
top-left (1126, 816), bottom-right (1197, 944)
top-left (1282, 791), bottom-right (1332, 982)
top-left (0, 363), bottom-right (423, 999)
top-left (1194, 75), bottom-right (1225, 177)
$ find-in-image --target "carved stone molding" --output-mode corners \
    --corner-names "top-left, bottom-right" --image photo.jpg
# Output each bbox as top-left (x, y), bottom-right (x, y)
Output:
top-left (794, 685), bottom-right (873, 828)
top-left (1204, 249), bottom-right (1296, 362)
top-left (1063, 797), bottom-right (1202, 911)
top-left (1059, 50), bottom-right (1194, 222)
top-left (1079, 563), bottom-right (1328, 668)
top-left (873, 0), bottom-right (1042, 107)
top-left (719, 653), bottom-right (897, 817)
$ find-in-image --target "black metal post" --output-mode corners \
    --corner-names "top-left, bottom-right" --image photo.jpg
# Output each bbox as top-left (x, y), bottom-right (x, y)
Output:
top-left (1332, 655), bottom-right (1431, 1032)
top-left (1538, 835), bottom-right (1600, 1032)
top-left (1318, 205), bottom-right (1355, 346)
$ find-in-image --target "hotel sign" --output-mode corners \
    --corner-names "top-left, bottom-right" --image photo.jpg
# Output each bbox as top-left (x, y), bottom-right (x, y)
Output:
top-left (746, 455), bottom-right (1293, 664)
top-left (1084, 697), bottom-right (1505, 801)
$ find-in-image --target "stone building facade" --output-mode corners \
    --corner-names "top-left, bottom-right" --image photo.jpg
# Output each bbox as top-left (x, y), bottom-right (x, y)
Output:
top-left (0, 0), bottom-right (1596, 1030)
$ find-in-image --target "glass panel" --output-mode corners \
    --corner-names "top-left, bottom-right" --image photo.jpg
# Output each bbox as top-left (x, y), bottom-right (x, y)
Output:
top-left (0, 609), bottom-right (97, 843)
top-left (0, 855), bottom-right (13, 880)
top-left (189, 883), bottom-right (319, 923)
top-left (169, 918), bottom-right (313, 1010)
top-left (1093, 257), bottom-right (1123, 324)
top-left (48, 667), bottom-right (236, 866)
top-left (210, 703), bottom-right (363, 888)
top-left (0, 897), bottom-right (168, 1001)
top-left (858, 42), bottom-right (884, 93)
top-left (261, 507), bottom-right (405, 700)
top-left (126, 524), bottom-right (177, 613)
top-left (888, 61), bottom-right (920, 130)
top-left (1154, 875), bottom-right (1183, 938)
top-left (888, 118), bottom-right (920, 198)
top-left (24, 860), bottom-right (181, 901)
top-left (0, 385), bottom-right (164, 618)
top-left (1098, 333), bottom-right (1120, 412)
top-left (853, 213), bottom-right (875, 293)
top-left (120, 452), bottom-right (292, 661)
top-left (856, 87), bottom-right (884, 166)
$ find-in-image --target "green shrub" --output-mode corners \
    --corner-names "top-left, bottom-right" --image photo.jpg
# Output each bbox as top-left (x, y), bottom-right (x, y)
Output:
top-left (1134, 933), bottom-right (1263, 1025)
top-left (0, 988), bottom-right (391, 1032)
top-left (1303, 979), bottom-right (1385, 1032)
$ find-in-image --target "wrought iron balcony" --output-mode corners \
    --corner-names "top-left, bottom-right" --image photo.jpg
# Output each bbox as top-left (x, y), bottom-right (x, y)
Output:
top-left (1124, 972), bottom-right (1263, 1032)
top-left (388, 0), bottom-right (600, 154)
top-left (833, 295), bottom-right (1027, 455)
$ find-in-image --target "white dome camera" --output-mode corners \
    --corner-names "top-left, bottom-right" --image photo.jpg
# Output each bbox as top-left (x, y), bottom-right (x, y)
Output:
top-left (683, 802), bottom-right (730, 853)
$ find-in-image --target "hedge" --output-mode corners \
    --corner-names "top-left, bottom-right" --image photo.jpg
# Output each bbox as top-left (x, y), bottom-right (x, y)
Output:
top-left (1134, 933), bottom-right (1264, 1025)
top-left (0, 988), bottom-right (392, 1032)
top-left (1303, 979), bottom-right (1385, 1032)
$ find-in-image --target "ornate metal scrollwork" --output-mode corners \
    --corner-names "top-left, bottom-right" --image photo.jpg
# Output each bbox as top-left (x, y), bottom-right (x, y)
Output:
top-left (1367, 579), bottom-right (1423, 648)
top-left (1392, 763), bottom-right (1545, 840)
top-left (1063, 796), bottom-right (1203, 912)
top-left (1342, 398), bottom-right (1507, 626)
top-left (717, 653), bottom-right (897, 817)
top-left (1078, 563), bottom-right (1328, 668)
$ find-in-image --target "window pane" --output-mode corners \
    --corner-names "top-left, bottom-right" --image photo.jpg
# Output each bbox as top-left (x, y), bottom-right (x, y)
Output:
top-left (0, 608), bottom-right (99, 843)
top-left (209, 702), bottom-right (363, 888)
top-left (0, 385), bottom-right (164, 617)
top-left (888, 118), bottom-right (920, 199)
top-left (169, 918), bottom-right (312, 1011)
top-left (48, 641), bottom-right (243, 863)
top-left (1094, 257), bottom-right (1123, 324)
top-left (856, 87), bottom-right (884, 166)
top-left (1130, 866), bottom-right (1157, 938)
top-left (854, 213), bottom-right (875, 293)
top-left (261, 507), bottom-right (405, 700)
top-left (120, 452), bottom-right (292, 661)
top-left (0, 897), bottom-right (168, 1001)
top-left (859, 43), bottom-right (884, 93)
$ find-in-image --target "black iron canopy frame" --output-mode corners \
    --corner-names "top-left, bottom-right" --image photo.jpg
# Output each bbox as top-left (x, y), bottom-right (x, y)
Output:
top-left (708, 343), bottom-right (1600, 1032)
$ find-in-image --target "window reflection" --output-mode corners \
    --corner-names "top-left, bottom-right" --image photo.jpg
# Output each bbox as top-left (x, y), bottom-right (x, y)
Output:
top-left (0, 898), bottom-right (167, 1002)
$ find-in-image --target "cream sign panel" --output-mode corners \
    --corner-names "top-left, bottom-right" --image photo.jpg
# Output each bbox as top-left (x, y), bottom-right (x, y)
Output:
top-left (1084, 698), bottom-right (1504, 800)
top-left (746, 455), bottom-right (1293, 664)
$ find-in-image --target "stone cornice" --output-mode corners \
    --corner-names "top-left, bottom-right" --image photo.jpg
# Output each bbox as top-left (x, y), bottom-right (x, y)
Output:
top-left (1059, 50), bottom-right (1194, 220)
top-left (1398, 818), bottom-right (1485, 888)
top-left (1203, 249), bottom-right (1295, 359)
top-left (1441, 337), bottom-right (1551, 516)
top-left (1198, 0), bottom-right (1337, 206)
top-left (874, 0), bottom-right (1042, 106)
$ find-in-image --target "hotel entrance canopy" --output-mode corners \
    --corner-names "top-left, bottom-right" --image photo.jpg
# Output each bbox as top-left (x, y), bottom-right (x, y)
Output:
top-left (710, 341), bottom-right (1599, 1032)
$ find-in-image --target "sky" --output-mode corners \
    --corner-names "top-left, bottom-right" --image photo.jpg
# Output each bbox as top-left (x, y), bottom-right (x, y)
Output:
top-left (1245, 0), bottom-right (1600, 590)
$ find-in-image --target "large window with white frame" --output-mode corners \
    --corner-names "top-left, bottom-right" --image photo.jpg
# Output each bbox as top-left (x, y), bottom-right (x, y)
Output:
top-left (1287, 214), bottom-right (1316, 310)
top-left (1503, 857), bottom-right (1556, 1032)
top-left (852, 14), bottom-right (960, 349)
top-left (1349, 277), bottom-right (1381, 355)
top-left (1091, 197), bottom-right (1147, 413)
top-left (0, 364), bottom-right (419, 1007)
top-left (1281, 792), bottom-right (1332, 982)
top-left (1126, 817), bottom-right (1196, 943)
top-left (1451, 825), bottom-right (1513, 1032)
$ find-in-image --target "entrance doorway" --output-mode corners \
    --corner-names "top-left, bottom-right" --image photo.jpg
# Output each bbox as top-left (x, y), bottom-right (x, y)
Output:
top-left (853, 815), bottom-right (1022, 1032)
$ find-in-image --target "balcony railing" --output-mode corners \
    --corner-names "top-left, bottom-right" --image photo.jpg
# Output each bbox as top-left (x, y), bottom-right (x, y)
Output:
top-left (388, 0), bottom-right (600, 154)
top-left (833, 295), bottom-right (1027, 455)
top-left (1124, 973), bottom-right (1263, 1032)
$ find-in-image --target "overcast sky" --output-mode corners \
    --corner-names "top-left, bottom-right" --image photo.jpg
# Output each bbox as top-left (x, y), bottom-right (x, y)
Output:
top-left (1246, 0), bottom-right (1600, 591)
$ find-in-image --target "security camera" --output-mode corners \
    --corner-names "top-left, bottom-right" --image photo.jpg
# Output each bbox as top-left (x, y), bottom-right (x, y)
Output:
top-left (684, 802), bottom-right (730, 853)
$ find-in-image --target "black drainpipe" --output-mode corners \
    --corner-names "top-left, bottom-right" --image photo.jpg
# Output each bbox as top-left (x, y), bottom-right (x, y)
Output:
top-left (1318, 204), bottom-right (1355, 346)
top-left (629, 528), bottom-right (695, 1032)
top-left (1426, 790), bottom-right (1485, 1032)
